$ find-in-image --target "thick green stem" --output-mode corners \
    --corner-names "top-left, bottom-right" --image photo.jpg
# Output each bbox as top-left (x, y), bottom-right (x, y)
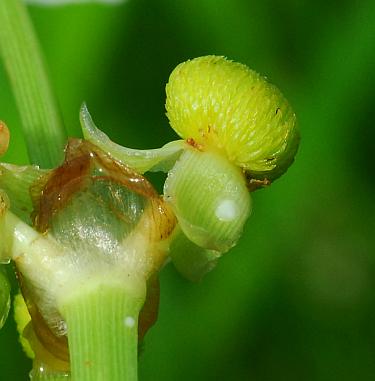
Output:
top-left (61, 285), bottom-right (144, 381)
top-left (0, 0), bottom-right (67, 168)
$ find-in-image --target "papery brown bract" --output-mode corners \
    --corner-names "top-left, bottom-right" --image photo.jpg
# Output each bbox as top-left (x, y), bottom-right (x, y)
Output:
top-left (17, 139), bottom-right (176, 365)
top-left (32, 139), bottom-right (159, 234)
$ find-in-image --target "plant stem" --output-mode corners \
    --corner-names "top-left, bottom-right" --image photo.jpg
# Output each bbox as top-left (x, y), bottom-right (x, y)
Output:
top-left (61, 284), bottom-right (144, 381)
top-left (0, 0), bottom-right (67, 168)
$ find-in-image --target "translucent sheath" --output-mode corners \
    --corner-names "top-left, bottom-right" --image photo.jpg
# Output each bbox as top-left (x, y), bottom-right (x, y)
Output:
top-left (164, 147), bottom-right (251, 253)
top-left (1, 140), bottom-right (176, 378)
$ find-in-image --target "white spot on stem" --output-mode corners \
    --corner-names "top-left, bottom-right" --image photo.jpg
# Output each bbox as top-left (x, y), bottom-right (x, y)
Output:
top-left (124, 316), bottom-right (135, 328)
top-left (215, 199), bottom-right (238, 221)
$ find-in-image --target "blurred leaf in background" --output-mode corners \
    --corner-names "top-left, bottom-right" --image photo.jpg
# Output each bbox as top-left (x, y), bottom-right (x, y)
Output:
top-left (0, 0), bottom-right (374, 380)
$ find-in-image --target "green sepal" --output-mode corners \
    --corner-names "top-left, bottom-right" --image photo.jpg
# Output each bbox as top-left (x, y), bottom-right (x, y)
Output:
top-left (80, 103), bottom-right (185, 174)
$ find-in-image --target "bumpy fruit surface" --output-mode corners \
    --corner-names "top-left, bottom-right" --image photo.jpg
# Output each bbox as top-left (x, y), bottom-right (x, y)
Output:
top-left (166, 55), bottom-right (299, 181)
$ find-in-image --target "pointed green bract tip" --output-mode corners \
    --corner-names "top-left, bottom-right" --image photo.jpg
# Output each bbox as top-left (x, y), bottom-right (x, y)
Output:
top-left (166, 55), bottom-right (299, 181)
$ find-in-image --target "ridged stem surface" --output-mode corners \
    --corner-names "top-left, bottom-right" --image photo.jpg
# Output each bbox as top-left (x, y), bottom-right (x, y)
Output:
top-left (0, 0), bottom-right (67, 168)
top-left (61, 285), bottom-right (143, 381)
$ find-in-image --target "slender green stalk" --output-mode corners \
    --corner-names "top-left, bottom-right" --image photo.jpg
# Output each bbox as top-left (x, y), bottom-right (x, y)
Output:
top-left (0, 0), bottom-right (67, 168)
top-left (61, 285), bottom-right (143, 381)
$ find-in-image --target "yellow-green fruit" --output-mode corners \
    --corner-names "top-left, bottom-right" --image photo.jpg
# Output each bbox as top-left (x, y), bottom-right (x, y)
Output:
top-left (166, 55), bottom-right (299, 181)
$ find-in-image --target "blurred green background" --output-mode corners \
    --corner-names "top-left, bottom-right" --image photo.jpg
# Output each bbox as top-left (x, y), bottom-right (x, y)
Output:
top-left (1, 0), bottom-right (374, 380)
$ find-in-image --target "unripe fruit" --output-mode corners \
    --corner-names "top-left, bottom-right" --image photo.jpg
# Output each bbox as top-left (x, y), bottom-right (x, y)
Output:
top-left (166, 55), bottom-right (299, 181)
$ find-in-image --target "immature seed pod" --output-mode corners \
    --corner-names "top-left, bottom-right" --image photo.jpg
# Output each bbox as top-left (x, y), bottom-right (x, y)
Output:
top-left (164, 56), bottom-right (299, 267)
top-left (166, 55), bottom-right (299, 181)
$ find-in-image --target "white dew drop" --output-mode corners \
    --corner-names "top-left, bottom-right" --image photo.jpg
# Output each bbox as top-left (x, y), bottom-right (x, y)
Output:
top-left (124, 316), bottom-right (135, 328)
top-left (215, 199), bottom-right (239, 222)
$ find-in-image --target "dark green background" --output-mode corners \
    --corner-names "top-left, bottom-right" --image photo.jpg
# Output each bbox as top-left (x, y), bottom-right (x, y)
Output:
top-left (1, 1), bottom-right (374, 380)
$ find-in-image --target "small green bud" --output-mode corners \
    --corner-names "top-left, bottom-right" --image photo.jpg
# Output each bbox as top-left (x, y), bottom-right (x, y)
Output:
top-left (166, 55), bottom-right (299, 181)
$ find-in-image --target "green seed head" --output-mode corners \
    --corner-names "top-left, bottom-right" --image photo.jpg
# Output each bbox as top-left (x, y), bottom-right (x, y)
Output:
top-left (166, 55), bottom-right (299, 181)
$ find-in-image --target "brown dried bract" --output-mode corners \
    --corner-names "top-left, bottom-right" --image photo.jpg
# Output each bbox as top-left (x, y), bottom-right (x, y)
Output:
top-left (27, 138), bottom-right (177, 346)
top-left (138, 276), bottom-right (160, 342)
top-left (17, 271), bottom-right (70, 364)
top-left (32, 139), bottom-right (159, 233)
